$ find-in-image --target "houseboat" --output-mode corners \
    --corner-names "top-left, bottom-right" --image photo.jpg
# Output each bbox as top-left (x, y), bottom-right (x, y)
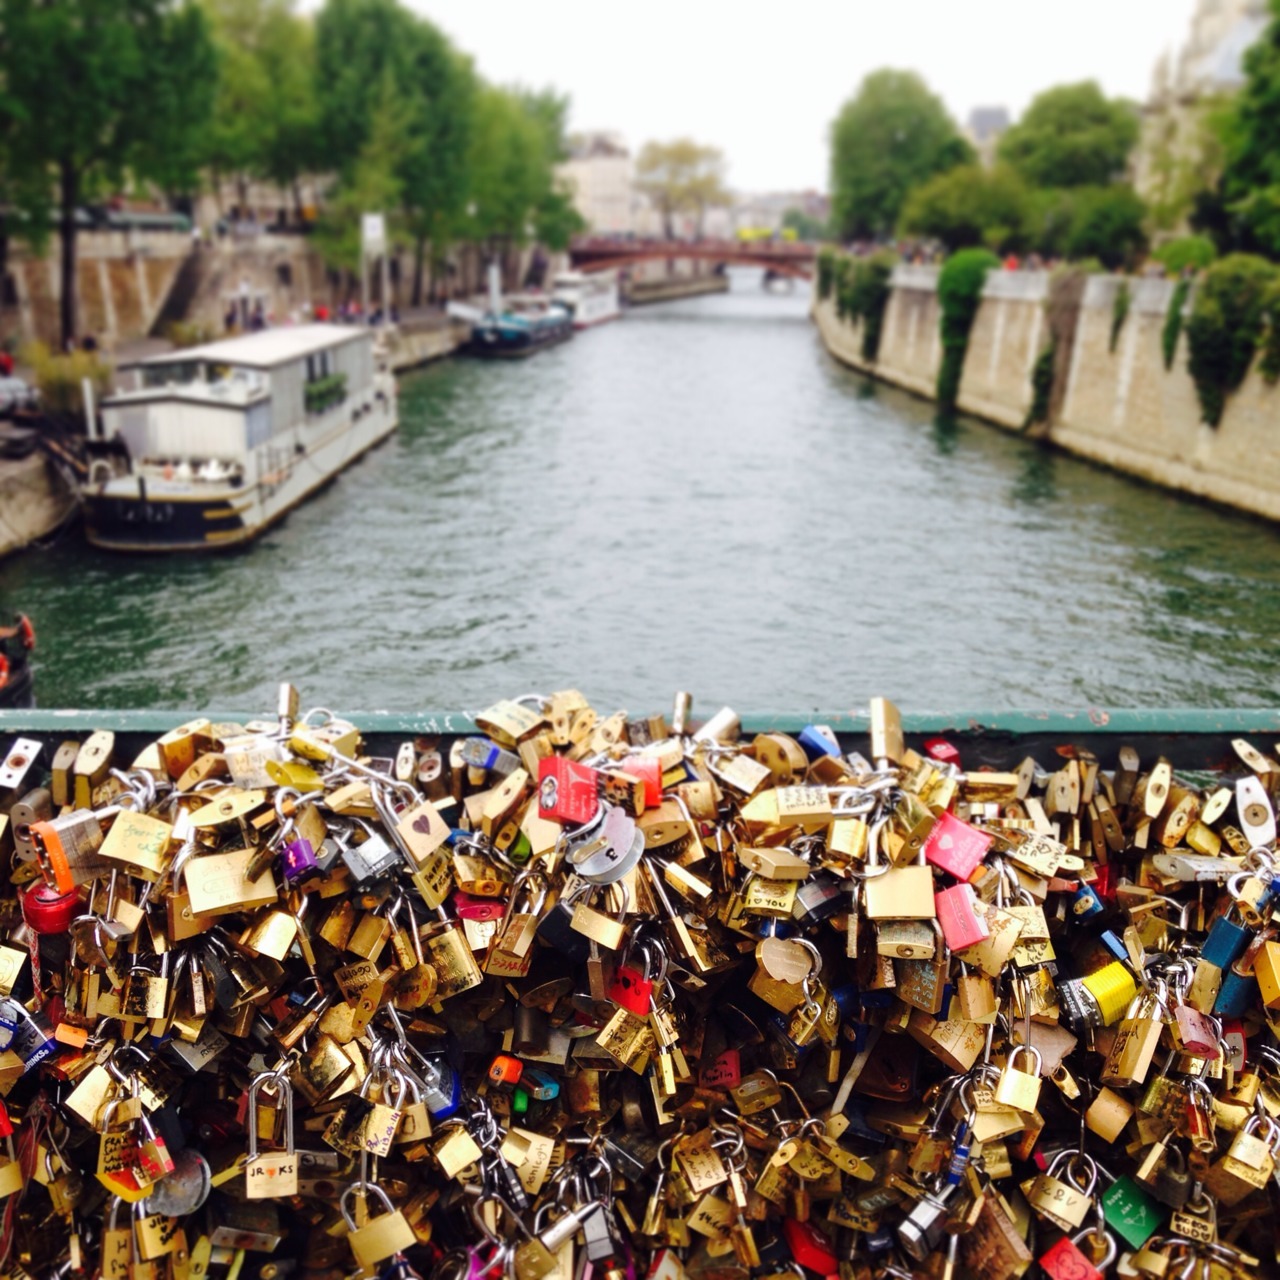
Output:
top-left (551, 270), bottom-right (621, 328)
top-left (81, 326), bottom-right (396, 552)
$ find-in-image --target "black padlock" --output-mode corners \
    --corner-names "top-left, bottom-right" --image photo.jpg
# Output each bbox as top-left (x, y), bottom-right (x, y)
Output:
top-left (533, 885), bottom-right (591, 963)
top-left (791, 870), bottom-right (848, 928)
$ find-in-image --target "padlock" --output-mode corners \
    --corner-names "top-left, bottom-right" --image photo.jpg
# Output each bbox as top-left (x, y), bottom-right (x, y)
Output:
top-left (537, 756), bottom-right (601, 825)
top-left (1026, 1151), bottom-right (1098, 1231)
top-left (922, 811), bottom-right (991, 880)
top-left (339, 1181), bottom-right (416, 1270)
top-left (244, 1073), bottom-right (298, 1199)
top-left (1200, 906), bottom-right (1252, 968)
top-left (1148, 1144), bottom-right (1192, 1210)
top-left (570, 882), bottom-right (630, 952)
top-left (340, 820), bottom-right (400, 883)
top-left (1040, 1227), bottom-right (1117, 1280)
top-left (534, 882), bottom-right (594, 963)
top-left (934, 883), bottom-right (989, 951)
top-left (862, 831), bottom-right (936, 921)
top-left (791, 870), bottom-right (848, 927)
top-left (993, 1044), bottom-right (1043, 1113)
top-left (1101, 992), bottom-right (1166, 1088)
top-left (485, 870), bottom-right (550, 979)
top-left (21, 881), bottom-right (80, 934)
top-left (608, 935), bottom-right (656, 1016)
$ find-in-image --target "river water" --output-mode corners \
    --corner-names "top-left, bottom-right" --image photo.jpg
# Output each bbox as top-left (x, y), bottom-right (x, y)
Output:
top-left (5, 271), bottom-right (1280, 714)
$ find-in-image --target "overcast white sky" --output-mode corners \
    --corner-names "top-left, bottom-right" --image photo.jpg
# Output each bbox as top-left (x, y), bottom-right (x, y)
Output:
top-left (382, 0), bottom-right (1202, 192)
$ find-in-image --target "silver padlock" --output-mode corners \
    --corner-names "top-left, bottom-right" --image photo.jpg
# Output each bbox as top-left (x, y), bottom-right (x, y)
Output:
top-left (341, 821), bottom-right (401, 883)
top-left (897, 1184), bottom-right (954, 1261)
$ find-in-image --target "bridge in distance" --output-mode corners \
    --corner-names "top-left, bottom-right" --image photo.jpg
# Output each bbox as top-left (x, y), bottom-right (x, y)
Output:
top-left (568, 237), bottom-right (816, 281)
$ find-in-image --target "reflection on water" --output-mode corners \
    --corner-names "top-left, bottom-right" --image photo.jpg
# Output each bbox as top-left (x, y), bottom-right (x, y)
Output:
top-left (4, 269), bottom-right (1280, 712)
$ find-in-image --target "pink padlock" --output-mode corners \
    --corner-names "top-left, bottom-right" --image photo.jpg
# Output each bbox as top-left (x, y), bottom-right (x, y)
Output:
top-left (923, 811), bottom-right (992, 881)
top-left (935, 883), bottom-right (990, 951)
top-left (454, 893), bottom-right (508, 922)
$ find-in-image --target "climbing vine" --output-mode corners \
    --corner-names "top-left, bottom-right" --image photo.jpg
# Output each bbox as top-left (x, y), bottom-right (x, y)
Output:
top-left (817, 248), bottom-right (839, 301)
top-left (936, 248), bottom-right (999, 410)
top-left (828, 250), bottom-right (897, 362)
top-left (1262, 286), bottom-right (1280, 384)
top-left (1024, 337), bottom-right (1057, 429)
top-left (1186, 254), bottom-right (1280, 426)
top-left (1109, 280), bottom-right (1131, 353)
top-left (1162, 278), bottom-right (1191, 371)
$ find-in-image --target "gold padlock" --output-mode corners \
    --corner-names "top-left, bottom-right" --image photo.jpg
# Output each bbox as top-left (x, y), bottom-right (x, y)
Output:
top-left (993, 1044), bottom-right (1043, 1114)
top-left (341, 1183), bottom-right (417, 1269)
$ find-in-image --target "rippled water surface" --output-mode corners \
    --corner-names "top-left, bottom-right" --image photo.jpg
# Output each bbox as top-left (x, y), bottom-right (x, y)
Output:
top-left (6, 272), bottom-right (1280, 713)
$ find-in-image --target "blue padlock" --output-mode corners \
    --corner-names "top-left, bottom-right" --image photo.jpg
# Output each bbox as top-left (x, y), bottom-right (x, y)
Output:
top-left (1213, 960), bottom-right (1257, 1017)
top-left (1201, 909), bottom-right (1252, 969)
top-left (1070, 882), bottom-right (1105, 920)
top-left (798, 724), bottom-right (842, 760)
top-left (1099, 930), bottom-right (1130, 963)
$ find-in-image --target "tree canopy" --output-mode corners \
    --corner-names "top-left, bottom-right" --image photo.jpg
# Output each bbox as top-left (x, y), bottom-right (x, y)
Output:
top-left (829, 70), bottom-right (972, 241)
top-left (900, 165), bottom-right (1032, 252)
top-left (1215, 0), bottom-right (1280, 258)
top-left (634, 139), bottom-right (730, 237)
top-left (0, 0), bottom-right (217, 343)
top-left (997, 81), bottom-right (1140, 189)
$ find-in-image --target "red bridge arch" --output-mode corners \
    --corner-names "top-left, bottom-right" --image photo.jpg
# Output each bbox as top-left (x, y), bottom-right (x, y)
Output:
top-left (568, 237), bottom-right (816, 281)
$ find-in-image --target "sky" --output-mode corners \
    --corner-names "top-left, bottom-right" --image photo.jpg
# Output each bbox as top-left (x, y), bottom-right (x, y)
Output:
top-left (382, 0), bottom-right (1202, 193)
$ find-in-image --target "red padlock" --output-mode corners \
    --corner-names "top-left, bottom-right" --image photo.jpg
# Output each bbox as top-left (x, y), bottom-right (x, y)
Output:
top-left (607, 964), bottom-right (654, 1017)
top-left (1039, 1235), bottom-right (1104, 1280)
top-left (619, 756), bottom-right (663, 809)
top-left (783, 1219), bottom-right (836, 1273)
top-left (0, 1101), bottom-right (12, 1138)
top-left (21, 882), bottom-right (80, 934)
top-left (488, 1054), bottom-right (524, 1087)
top-left (924, 737), bottom-right (961, 766)
top-left (699, 1049), bottom-right (741, 1090)
top-left (454, 893), bottom-right (508, 922)
top-left (537, 757), bottom-right (601, 825)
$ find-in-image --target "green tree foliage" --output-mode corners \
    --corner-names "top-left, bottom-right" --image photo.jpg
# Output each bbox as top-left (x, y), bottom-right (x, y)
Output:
top-left (1215, 0), bottom-right (1280, 258)
top-left (313, 75), bottom-right (407, 275)
top-left (998, 82), bottom-right (1140, 189)
top-left (936, 248), bottom-right (999, 409)
top-left (782, 208), bottom-right (828, 242)
top-left (1065, 186), bottom-right (1149, 270)
top-left (900, 165), bottom-right (1032, 252)
top-left (634, 139), bottom-right (730, 237)
top-left (829, 70), bottom-right (972, 241)
top-left (0, 0), bottom-right (217, 345)
top-left (1163, 278), bottom-right (1192, 370)
top-left (1154, 236), bottom-right (1218, 275)
top-left (201, 0), bottom-right (319, 209)
top-left (1186, 254), bottom-right (1280, 425)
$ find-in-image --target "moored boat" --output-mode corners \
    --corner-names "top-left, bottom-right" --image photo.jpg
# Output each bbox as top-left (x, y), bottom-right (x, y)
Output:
top-left (463, 305), bottom-right (574, 359)
top-left (81, 326), bottom-right (397, 552)
top-left (551, 270), bottom-right (621, 329)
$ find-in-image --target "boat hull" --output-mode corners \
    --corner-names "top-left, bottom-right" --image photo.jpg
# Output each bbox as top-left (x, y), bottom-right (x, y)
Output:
top-left (464, 326), bottom-right (573, 360)
top-left (83, 398), bottom-right (398, 552)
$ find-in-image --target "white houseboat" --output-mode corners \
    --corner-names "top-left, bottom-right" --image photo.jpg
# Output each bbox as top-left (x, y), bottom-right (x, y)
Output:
top-left (551, 270), bottom-right (621, 329)
top-left (82, 326), bottom-right (396, 551)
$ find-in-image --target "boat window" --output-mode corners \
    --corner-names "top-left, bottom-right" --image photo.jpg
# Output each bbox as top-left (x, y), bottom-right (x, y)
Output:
top-left (141, 360), bottom-right (201, 389)
top-left (305, 351), bottom-right (333, 383)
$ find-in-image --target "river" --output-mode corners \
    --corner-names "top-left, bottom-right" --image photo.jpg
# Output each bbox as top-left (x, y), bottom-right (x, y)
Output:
top-left (5, 270), bottom-right (1280, 715)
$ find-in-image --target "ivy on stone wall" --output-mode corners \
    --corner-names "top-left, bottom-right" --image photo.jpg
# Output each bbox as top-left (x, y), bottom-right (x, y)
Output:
top-left (1186, 254), bottom-right (1279, 427)
top-left (827, 250), bottom-right (897, 362)
top-left (1162, 279), bottom-right (1191, 371)
top-left (936, 248), bottom-right (999, 410)
top-left (1261, 288), bottom-right (1280, 385)
top-left (1109, 281), bottom-right (1131, 354)
top-left (817, 249), bottom-right (839, 301)
top-left (1024, 337), bottom-right (1057, 429)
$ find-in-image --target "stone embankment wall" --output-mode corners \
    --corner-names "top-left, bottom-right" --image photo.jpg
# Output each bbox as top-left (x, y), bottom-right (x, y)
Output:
top-left (813, 266), bottom-right (1280, 523)
top-left (0, 454), bottom-right (77, 560)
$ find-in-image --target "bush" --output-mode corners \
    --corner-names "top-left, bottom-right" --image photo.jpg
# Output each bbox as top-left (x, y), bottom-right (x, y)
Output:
top-left (936, 248), bottom-right (999, 408)
top-left (829, 251), bottom-right (897, 361)
top-left (1154, 235), bottom-right (1218, 276)
top-left (900, 164), bottom-right (1032, 253)
top-left (1066, 186), bottom-right (1149, 270)
top-left (22, 342), bottom-right (113, 419)
top-left (304, 372), bottom-right (348, 415)
top-left (167, 320), bottom-right (216, 349)
top-left (816, 248), bottom-right (839, 301)
top-left (1110, 280), bottom-right (1131, 354)
top-left (1186, 253), bottom-right (1280, 426)
top-left (1261, 283), bottom-right (1280, 384)
top-left (1162, 278), bottom-right (1191, 370)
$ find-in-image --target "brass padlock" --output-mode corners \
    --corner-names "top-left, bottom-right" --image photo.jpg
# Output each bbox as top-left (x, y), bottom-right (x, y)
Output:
top-left (993, 1044), bottom-right (1043, 1113)
top-left (340, 1182), bottom-right (417, 1269)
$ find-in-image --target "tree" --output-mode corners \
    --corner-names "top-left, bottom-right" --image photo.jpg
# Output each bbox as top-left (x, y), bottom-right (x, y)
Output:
top-left (1065, 186), bottom-right (1149, 270)
top-left (782, 207), bottom-right (828, 241)
top-left (1216, 0), bottom-right (1280, 258)
top-left (0, 0), bottom-right (217, 345)
top-left (900, 165), bottom-right (1032, 252)
top-left (829, 70), bottom-right (972, 241)
top-left (998, 82), bottom-right (1140, 189)
top-left (634, 139), bottom-right (730, 238)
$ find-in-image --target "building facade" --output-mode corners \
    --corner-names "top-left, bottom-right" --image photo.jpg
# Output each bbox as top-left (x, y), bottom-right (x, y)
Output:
top-left (1134, 0), bottom-right (1269, 231)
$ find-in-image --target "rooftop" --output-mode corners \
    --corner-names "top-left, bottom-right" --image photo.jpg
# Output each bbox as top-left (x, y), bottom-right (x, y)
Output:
top-left (130, 325), bottom-right (368, 371)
